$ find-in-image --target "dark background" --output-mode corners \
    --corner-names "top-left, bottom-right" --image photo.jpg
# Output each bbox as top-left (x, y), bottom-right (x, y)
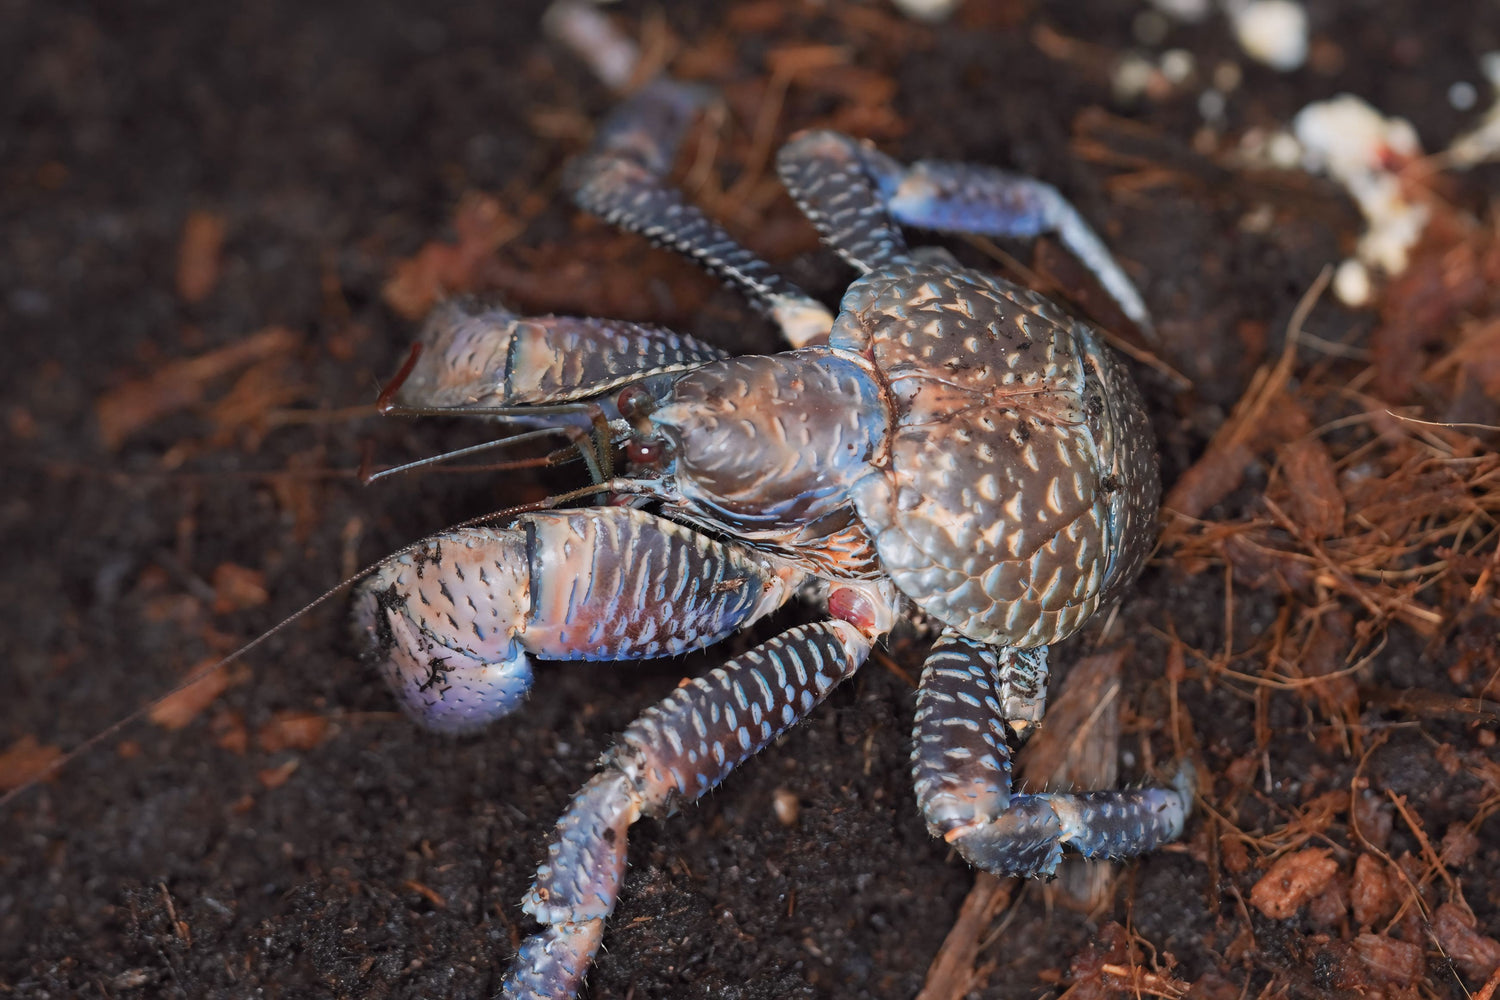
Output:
top-left (3, 1), bottom-right (1498, 998)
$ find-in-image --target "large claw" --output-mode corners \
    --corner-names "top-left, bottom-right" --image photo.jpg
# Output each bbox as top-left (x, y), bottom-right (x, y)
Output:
top-left (354, 508), bottom-right (800, 735)
top-left (353, 526), bottom-right (535, 734)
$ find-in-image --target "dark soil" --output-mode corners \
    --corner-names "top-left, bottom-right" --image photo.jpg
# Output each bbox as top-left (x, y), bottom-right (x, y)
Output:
top-left (3, 2), bottom-right (1497, 999)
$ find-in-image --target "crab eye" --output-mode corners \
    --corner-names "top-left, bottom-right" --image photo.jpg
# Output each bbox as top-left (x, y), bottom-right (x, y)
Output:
top-left (617, 384), bottom-right (655, 421)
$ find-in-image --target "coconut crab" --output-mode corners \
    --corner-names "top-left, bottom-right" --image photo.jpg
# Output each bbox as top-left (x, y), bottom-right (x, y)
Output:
top-left (354, 79), bottom-right (1192, 999)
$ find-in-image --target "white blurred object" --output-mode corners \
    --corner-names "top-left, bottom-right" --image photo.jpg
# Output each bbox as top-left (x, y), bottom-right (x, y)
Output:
top-left (1148, 0), bottom-right (1214, 21)
top-left (543, 0), bottom-right (640, 93)
top-left (1112, 52), bottom-right (1160, 103)
top-left (1292, 94), bottom-right (1427, 280)
top-left (1227, 0), bottom-right (1309, 71)
top-left (1161, 48), bottom-right (1196, 84)
top-left (890, 0), bottom-right (963, 22)
top-left (1147, 0), bottom-right (1309, 73)
top-left (1293, 95), bottom-right (1421, 182)
top-left (1265, 129), bottom-right (1303, 168)
top-left (1447, 52), bottom-right (1500, 168)
top-left (1332, 259), bottom-right (1372, 308)
top-left (1448, 81), bottom-right (1478, 112)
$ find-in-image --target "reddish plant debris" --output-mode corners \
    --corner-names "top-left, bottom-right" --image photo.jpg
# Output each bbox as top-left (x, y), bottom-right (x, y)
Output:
top-left (1438, 824), bottom-right (1480, 868)
top-left (1372, 210), bottom-right (1498, 403)
top-left (255, 711), bottom-right (332, 754)
top-left (146, 660), bottom-right (241, 731)
top-left (1183, 973), bottom-right (1245, 1000)
top-left (1350, 854), bottom-right (1398, 928)
top-left (1306, 869), bottom-right (1350, 928)
top-left (402, 879), bottom-right (448, 911)
top-left (175, 210), bottom-right (226, 304)
top-left (1274, 437), bottom-right (1345, 540)
top-left (1350, 932), bottom-right (1424, 987)
top-left (1426, 317), bottom-right (1500, 398)
top-left (915, 874), bottom-right (1011, 1000)
top-left (1016, 648), bottom-right (1127, 913)
top-left (95, 326), bottom-right (299, 450)
top-left (482, 228), bottom-right (724, 324)
top-left (211, 710), bottom-right (249, 756)
top-left (1058, 922), bottom-right (1131, 1000)
top-left (256, 758), bottom-right (300, 791)
top-left (382, 192), bottom-right (523, 320)
top-left (1433, 903), bottom-right (1500, 982)
top-left (210, 563), bottom-right (269, 614)
top-left (1220, 831), bottom-right (1252, 874)
top-left (203, 352), bottom-right (309, 451)
top-left (0, 735), bottom-right (63, 793)
top-left (1058, 922), bottom-right (1190, 1000)
top-left (1352, 791), bottom-right (1396, 852)
top-left (1250, 848), bottom-right (1339, 919)
top-left (8, 404), bottom-right (37, 441)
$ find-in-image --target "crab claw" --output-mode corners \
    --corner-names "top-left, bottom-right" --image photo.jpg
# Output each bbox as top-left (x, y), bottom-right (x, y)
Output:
top-left (353, 526), bottom-right (535, 734)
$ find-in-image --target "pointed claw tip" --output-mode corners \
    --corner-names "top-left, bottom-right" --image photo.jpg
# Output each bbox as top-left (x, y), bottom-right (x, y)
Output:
top-left (376, 341), bottom-right (423, 413)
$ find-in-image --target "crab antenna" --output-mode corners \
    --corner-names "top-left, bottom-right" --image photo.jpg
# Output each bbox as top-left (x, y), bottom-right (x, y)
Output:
top-left (378, 400), bottom-right (600, 419)
top-left (363, 427), bottom-right (581, 485)
top-left (369, 393), bottom-right (626, 489)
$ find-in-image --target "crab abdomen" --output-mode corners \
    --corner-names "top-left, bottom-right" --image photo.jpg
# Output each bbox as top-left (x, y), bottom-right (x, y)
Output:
top-left (836, 261), bottom-right (1158, 647)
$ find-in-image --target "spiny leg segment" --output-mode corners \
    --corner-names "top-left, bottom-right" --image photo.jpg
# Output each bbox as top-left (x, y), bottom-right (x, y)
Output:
top-left (912, 631), bottom-right (1189, 877)
top-left (776, 129), bottom-right (912, 273)
top-left (500, 619), bottom-right (875, 999)
top-left (567, 79), bottom-right (835, 347)
top-left (777, 129), bottom-right (1154, 334)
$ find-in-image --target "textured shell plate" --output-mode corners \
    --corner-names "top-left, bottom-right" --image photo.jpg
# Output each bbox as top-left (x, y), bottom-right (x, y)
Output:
top-left (833, 261), bottom-right (1159, 648)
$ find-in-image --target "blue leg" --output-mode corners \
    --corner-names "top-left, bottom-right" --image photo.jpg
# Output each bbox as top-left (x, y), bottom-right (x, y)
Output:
top-left (500, 619), bottom-right (875, 999)
top-left (777, 129), bottom-right (1154, 336)
top-left (912, 631), bottom-right (1189, 877)
top-left (567, 79), bottom-right (834, 347)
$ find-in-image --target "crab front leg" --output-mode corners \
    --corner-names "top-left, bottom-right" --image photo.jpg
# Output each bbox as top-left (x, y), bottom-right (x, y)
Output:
top-left (777, 130), bottom-right (1154, 335)
top-left (503, 611), bottom-right (882, 999)
top-left (912, 631), bottom-right (1190, 877)
top-left (567, 78), bottom-right (835, 347)
top-left (352, 506), bottom-right (801, 733)
top-left (388, 297), bottom-right (729, 412)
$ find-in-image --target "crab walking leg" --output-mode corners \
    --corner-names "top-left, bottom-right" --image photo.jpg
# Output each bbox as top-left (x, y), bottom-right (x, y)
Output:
top-left (500, 619), bottom-right (875, 1000)
top-left (776, 130), bottom-right (912, 273)
top-left (352, 507), bottom-right (801, 734)
top-left (779, 129), bottom-right (1154, 335)
top-left (390, 298), bottom-right (729, 411)
top-left (912, 632), bottom-right (1189, 878)
top-left (567, 79), bottom-right (834, 347)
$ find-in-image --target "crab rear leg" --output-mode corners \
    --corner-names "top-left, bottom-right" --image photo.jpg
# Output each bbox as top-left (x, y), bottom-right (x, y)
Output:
top-left (501, 617), bottom-right (876, 999)
top-left (567, 79), bottom-right (835, 347)
top-left (912, 631), bottom-right (1190, 877)
top-left (777, 130), bottom-right (1154, 335)
top-left (352, 507), bottom-right (800, 733)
